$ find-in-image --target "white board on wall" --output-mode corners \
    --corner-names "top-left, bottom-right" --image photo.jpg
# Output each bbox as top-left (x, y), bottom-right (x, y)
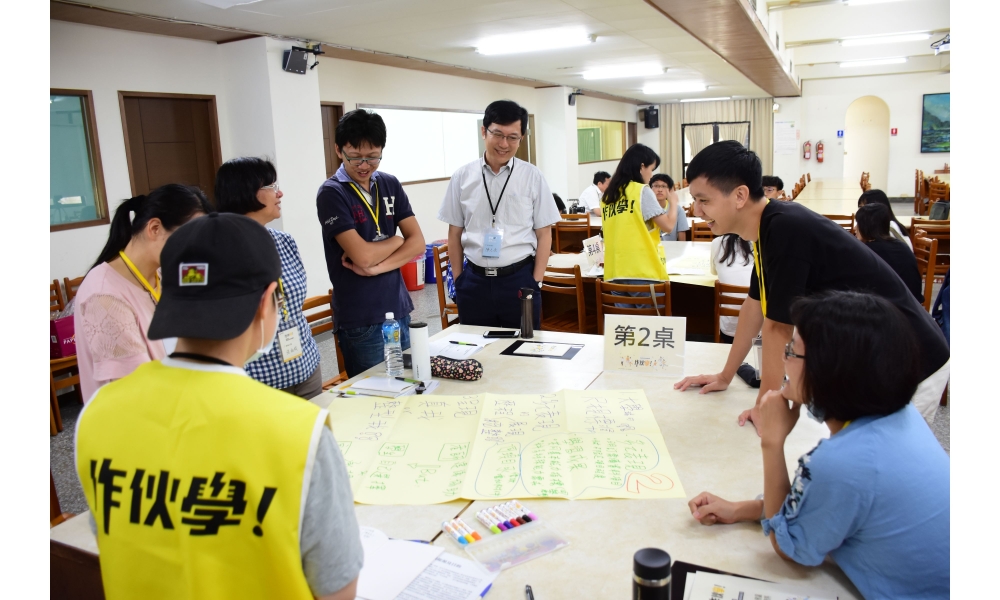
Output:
top-left (361, 106), bottom-right (483, 183)
top-left (774, 120), bottom-right (797, 155)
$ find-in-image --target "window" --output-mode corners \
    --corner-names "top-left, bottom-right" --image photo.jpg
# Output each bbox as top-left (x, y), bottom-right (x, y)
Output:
top-left (577, 119), bottom-right (626, 164)
top-left (681, 121), bottom-right (751, 171)
top-left (50, 89), bottom-right (108, 231)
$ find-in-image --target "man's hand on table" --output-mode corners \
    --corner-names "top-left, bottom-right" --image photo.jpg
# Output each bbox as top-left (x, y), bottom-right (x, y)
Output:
top-left (673, 372), bottom-right (732, 394)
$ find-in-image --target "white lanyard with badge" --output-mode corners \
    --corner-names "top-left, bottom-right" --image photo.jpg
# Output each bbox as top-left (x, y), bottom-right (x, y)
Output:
top-left (275, 278), bottom-right (304, 363)
top-left (348, 180), bottom-right (389, 242)
top-left (481, 161), bottom-right (513, 258)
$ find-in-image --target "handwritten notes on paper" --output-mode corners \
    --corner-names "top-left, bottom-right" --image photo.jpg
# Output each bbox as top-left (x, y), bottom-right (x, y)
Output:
top-left (326, 390), bottom-right (684, 505)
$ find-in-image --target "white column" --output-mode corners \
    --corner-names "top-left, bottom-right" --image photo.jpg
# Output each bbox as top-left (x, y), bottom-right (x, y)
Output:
top-left (533, 86), bottom-right (578, 199)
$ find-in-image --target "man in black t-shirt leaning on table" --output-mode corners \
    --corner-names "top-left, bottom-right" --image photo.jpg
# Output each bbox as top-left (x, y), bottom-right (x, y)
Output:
top-left (674, 141), bottom-right (949, 430)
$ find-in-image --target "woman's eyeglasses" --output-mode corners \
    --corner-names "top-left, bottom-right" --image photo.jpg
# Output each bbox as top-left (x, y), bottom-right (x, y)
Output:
top-left (260, 183), bottom-right (280, 193)
top-left (784, 341), bottom-right (806, 360)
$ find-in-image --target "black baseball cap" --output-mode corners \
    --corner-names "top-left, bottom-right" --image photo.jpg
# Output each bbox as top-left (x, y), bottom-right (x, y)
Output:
top-left (148, 213), bottom-right (281, 341)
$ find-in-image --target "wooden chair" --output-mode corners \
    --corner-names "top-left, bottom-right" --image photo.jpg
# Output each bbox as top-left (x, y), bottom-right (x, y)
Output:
top-left (912, 234), bottom-right (939, 311)
top-left (51, 280), bottom-right (65, 314)
top-left (554, 215), bottom-right (592, 254)
top-left (51, 471), bottom-right (74, 527)
top-left (691, 221), bottom-right (714, 241)
top-left (806, 173), bottom-right (811, 183)
top-left (51, 537), bottom-right (106, 600)
top-left (63, 276), bottom-right (84, 303)
top-left (911, 222), bottom-right (950, 257)
top-left (824, 213), bottom-right (855, 232)
top-left (303, 290), bottom-right (349, 390)
top-left (680, 178), bottom-right (688, 189)
top-left (595, 280), bottom-right (672, 334)
top-left (860, 172), bottom-right (871, 192)
top-left (540, 265), bottom-right (590, 334)
top-left (714, 282), bottom-right (749, 343)
top-left (914, 169), bottom-right (925, 215)
top-left (50, 356), bottom-right (80, 435)
top-left (432, 244), bottom-right (460, 330)
top-left (927, 181), bottom-right (949, 216)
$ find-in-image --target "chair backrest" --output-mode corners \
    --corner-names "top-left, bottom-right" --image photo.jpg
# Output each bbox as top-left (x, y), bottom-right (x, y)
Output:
top-left (302, 292), bottom-right (334, 337)
top-left (595, 280), bottom-right (672, 334)
top-left (823, 214), bottom-right (855, 231)
top-left (680, 178), bottom-right (688, 189)
top-left (540, 264), bottom-right (586, 333)
top-left (806, 173), bottom-right (811, 182)
top-left (714, 282), bottom-right (749, 343)
top-left (928, 182), bottom-right (949, 202)
top-left (691, 221), bottom-right (714, 241)
top-left (51, 280), bottom-right (65, 314)
top-left (912, 234), bottom-right (938, 311)
top-left (63, 276), bottom-right (84, 303)
top-left (554, 218), bottom-right (592, 254)
top-left (432, 244), bottom-right (459, 330)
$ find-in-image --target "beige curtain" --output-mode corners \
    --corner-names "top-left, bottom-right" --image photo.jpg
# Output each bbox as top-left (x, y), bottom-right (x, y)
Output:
top-left (685, 125), bottom-right (715, 161)
top-left (718, 122), bottom-right (750, 145)
top-left (658, 98), bottom-right (774, 179)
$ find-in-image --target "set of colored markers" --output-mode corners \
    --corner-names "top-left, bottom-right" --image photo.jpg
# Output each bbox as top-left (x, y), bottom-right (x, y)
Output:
top-left (475, 500), bottom-right (538, 534)
top-left (441, 518), bottom-right (481, 545)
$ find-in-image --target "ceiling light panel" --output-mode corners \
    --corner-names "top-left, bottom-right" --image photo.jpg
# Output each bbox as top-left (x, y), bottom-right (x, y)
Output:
top-left (839, 57), bottom-right (908, 68)
top-left (642, 81), bottom-right (707, 95)
top-left (679, 97), bottom-right (731, 103)
top-left (476, 27), bottom-right (593, 56)
top-left (582, 63), bottom-right (663, 80)
top-left (840, 33), bottom-right (931, 47)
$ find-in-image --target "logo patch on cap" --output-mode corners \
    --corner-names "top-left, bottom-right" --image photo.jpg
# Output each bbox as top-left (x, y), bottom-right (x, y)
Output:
top-left (179, 263), bottom-right (209, 286)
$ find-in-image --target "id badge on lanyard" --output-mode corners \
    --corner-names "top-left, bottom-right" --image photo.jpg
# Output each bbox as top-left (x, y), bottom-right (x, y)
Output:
top-left (483, 225), bottom-right (504, 258)
top-left (278, 327), bottom-right (304, 363)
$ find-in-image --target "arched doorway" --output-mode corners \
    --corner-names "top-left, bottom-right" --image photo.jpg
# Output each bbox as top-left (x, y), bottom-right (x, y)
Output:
top-left (843, 96), bottom-right (890, 191)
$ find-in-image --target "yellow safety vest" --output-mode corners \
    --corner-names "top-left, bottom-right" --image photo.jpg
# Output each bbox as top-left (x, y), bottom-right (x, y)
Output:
top-left (76, 360), bottom-right (326, 600)
top-left (602, 181), bottom-right (668, 281)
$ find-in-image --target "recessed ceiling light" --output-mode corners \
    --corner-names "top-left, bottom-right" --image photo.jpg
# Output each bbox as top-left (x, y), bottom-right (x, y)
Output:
top-left (840, 32), bottom-right (931, 47)
top-left (839, 57), bottom-right (908, 68)
top-left (679, 97), bottom-right (731, 103)
top-left (476, 28), bottom-right (594, 56)
top-left (582, 63), bottom-right (663, 80)
top-left (642, 81), bottom-right (707, 95)
top-left (843, 0), bottom-right (907, 5)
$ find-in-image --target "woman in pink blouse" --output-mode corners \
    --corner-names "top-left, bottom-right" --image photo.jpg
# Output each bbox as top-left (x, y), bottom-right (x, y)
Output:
top-left (75, 184), bottom-right (212, 401)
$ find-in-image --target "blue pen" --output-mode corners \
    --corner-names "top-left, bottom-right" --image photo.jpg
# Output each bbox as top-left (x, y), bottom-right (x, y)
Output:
top-left (480, 583), bottom-right (492, 597)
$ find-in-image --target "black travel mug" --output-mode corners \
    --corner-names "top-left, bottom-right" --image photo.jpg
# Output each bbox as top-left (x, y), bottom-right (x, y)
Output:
top-left (633, 548), bottom-right (671, 600)
top-left (518, 287), bottom-right (534, 339)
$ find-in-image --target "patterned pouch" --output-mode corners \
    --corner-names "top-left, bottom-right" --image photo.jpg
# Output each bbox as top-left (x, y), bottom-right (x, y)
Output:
top-left (431, 356), bottom-right (483, 381)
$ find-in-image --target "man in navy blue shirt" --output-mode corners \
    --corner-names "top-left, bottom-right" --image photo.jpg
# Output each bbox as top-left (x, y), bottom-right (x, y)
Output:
top-left (317, 109), bottom-right (426, 377)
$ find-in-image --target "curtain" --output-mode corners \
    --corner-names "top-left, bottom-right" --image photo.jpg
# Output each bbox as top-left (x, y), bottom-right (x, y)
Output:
top-left (685, 125), bottom-right (715, 162)
top-left (718, 122), bottom-right (750, 146)
top-left (658, 98), bottom-right (774, 179)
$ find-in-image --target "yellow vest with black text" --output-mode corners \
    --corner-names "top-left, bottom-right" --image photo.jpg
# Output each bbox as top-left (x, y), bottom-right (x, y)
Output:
top-left (75, 360), bottom-right (325, 600)
top-left (602, 181), bottom-right (669, 281)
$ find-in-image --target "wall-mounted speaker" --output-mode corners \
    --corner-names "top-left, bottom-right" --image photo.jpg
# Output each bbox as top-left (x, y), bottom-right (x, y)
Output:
top-left (282, 49), bottom-right (308, 74)
top-left (644, 106), bottom-right (659, 129)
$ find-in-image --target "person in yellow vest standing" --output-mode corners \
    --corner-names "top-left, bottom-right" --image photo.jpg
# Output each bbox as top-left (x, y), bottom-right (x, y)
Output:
top-left (601, 144), bottom-right (679, 305)
top-left (75, 213), bottom-right (363, 600)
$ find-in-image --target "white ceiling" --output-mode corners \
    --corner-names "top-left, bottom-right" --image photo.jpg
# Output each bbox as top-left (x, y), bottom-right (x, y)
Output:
top-left (66, 0), bottom-right (771, 102)
top-left (774, 0), bottom-right (950, 80)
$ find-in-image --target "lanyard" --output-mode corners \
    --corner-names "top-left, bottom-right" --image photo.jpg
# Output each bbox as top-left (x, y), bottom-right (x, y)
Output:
top-left (348, 179), bottom-right (381, 237)
top-left (169, 352), bottom-right (236, 368)
top-left (277, 278), bottom-right (290, 322)
top-left (481, 159), bottom-right (514, 229)
top-left (119, 250), bottom-right (160, 303)
top-left (752, 199), bottom-right (770, 317)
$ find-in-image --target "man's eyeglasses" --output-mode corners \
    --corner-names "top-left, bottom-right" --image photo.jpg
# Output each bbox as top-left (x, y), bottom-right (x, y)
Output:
top-left (260, 183), bottom-right (280, 193)
top-left (343, 156), bottom-right (382, 166)
top-left (784, 341), bottom-right (806, 360)
top-left (487, 128), bottom-right (522, 144)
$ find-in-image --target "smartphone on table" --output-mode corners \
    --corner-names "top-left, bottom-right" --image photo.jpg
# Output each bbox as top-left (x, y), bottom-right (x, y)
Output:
top-left (483, 330), bottom-right (519, 338)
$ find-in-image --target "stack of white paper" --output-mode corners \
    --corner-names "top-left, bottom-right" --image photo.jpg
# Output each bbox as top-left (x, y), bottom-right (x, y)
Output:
top-left (355, 527), bottom-right (444, 600)
top-left (683, 571), bottom-right (835, 600)
top-left (396, 552), bottom-right (497, 600)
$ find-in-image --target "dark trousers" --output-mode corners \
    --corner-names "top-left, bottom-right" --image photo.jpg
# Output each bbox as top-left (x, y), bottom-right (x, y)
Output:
top-left (455, 261), bottom-right (541, 330)
top-left (719, 332), bottom-right (734, 345)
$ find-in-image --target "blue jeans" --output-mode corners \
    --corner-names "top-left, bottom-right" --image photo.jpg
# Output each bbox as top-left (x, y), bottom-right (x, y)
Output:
top-left (609, 278), bottom-right (667, 310)
top-left (337, 315), bottom-right (411, 378)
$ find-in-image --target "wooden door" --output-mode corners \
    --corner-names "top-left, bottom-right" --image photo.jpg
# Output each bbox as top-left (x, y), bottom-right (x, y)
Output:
top-left (514, 114), bottom-right (537, 165)
top-left (119, 93), bottom-right (221, 201)
top-left (627, 122), bottom-right (637, 148)
top-left (321, 103), bottom-right (344, 178)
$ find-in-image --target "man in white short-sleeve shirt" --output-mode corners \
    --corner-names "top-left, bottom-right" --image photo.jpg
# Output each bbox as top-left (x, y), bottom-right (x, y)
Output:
top-left (578, 171), bottom-right (611, 216)
top-left (437, 100), bottom-right (560, 329)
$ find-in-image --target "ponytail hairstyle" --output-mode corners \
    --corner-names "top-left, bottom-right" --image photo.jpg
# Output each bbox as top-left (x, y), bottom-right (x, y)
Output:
top-left (602, 143), bottom-right (660, 205)
top-left (92, 184), bottom-right (212, 270)
top-left (718, 233), bottom-right (753, 267)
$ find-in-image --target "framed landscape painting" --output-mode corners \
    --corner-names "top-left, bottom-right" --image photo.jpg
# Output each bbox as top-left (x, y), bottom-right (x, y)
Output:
top-left (921, 93), bottom-right (949, 153)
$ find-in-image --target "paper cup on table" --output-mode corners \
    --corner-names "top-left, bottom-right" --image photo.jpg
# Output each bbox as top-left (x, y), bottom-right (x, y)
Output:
top-left (410, 322), bottom-right (432, 381)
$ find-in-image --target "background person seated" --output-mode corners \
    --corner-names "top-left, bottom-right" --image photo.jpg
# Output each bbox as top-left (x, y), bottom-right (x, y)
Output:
top-left (761, 175), bottom-right (784, 200)
top-left (688, 291), bottom-right (949, 600)
top-left (858, 189), bottom-right (911, 249)
top-left (650, 174), bottom-right (689, 241)
top-left (578, 171), bottom-right (611, 216)
top-left (855, 203), bottom-right (923, 303)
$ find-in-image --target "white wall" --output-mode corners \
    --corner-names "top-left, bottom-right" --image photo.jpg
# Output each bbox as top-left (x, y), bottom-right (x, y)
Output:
top-left (772, 71), bottom-right (950, 197)
top-left (573, 96), bottom-right (641, 196)
top-left (50, 21), bottom-right (230, 282)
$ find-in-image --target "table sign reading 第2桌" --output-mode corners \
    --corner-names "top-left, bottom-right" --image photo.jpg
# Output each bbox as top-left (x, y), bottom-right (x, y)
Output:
top-left (603, 315), bottom-right (685, 377)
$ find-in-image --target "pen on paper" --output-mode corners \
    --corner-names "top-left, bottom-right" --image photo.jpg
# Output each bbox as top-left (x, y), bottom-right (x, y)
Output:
top-left (450, 341), bottom-right (478, 346)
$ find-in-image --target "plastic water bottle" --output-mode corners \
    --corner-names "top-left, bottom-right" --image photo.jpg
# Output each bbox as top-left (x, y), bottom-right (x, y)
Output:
top-left (382, 312), bottom-right (404, 377)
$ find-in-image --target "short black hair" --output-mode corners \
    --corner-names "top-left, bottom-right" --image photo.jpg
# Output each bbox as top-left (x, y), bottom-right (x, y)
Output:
top-left (483, 100), bottom-right (528, 135)
top-left (602, 143), bottom-right (660, 204)
top-left (336, 109), bottom-right (387, 150)
top-left (858, 189), bottom-right (908, 236)
top-left (552, 193), bottom-right (566, 213)
top-left (649, 173), bottom-right (674, 189)
top-left (790, 291), bottom-right (920, 422)
top-left (761, 175), bottom-right (784, 191)
top-left (593, 171), bottom-right (611, 185)
top-left (214, 157), bottom-right (276, 215)
top-left (855, 203), bottom-right (893, 242)
top-left (685, 140), bottom-right (765, 200)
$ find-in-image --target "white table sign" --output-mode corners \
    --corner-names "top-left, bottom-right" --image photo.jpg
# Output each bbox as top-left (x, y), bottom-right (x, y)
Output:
top-left (582, 234), bottom-right (604, 268)
top-left (603, 315), bottom-right (686, 376)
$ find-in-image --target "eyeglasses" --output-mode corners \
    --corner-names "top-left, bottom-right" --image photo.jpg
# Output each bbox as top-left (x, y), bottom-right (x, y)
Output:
top-left (784, 341), bottom-right (806, 361)
top-left (343, 156), bottom-right (382, 166)
top-left (260, 183), bottom-right (280, 193)
top-left (650, 184), bottom-right (671, 190)
top-left (486, 128), bottom-right (522, 144)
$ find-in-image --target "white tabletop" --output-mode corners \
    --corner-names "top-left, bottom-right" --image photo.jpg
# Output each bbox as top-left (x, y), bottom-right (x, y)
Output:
top-left (547, 241), bottom-right (716, 287)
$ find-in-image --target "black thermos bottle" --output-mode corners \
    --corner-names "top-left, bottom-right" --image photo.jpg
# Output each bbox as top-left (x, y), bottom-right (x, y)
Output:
top-left (633, 548), bottom-right (671, 599)
top-left (518, 287), bottom-right (534, 339)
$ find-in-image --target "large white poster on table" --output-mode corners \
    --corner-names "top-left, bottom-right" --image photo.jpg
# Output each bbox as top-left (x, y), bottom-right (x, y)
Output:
top-left (603, 315), bottom-right (685, 376)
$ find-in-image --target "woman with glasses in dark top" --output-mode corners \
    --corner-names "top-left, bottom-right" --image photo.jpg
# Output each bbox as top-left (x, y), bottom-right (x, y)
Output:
top-left (687, 291), bottom-right (949, 599)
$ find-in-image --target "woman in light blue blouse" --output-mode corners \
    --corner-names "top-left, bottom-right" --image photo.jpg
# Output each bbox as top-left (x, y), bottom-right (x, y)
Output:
top-left (688, 291), bottom-right (949, 599)
top-left (215, 157), bottom-right (323, 399)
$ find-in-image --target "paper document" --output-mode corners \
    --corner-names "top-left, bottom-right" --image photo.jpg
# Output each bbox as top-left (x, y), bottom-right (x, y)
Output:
top-left (446, 333), bottom-right (500, 347)
top-left (396, 552), bottom-right (497, 600)
top-left (512, 342), bottom-right (572, 357)
top-left (356, 535), bottom-right (444, 600)
top-left (428, 341), bottom-right (483, 360)
top-left (685, 571), bottom-right (835, 600)
top-left (326, 390), bottom-right (684, 505)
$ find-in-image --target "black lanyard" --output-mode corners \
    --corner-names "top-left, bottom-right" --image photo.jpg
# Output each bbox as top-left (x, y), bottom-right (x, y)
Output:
top-left (481, 159), bottom-right (514, 228)
top-left (169, 352), bottom-right (237, 368)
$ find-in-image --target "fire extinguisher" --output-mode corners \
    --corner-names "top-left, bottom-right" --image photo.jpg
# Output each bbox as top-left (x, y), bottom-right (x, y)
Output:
top-left (816, 141), bottom-right (824, 163)
top-left (803, 141), bottom-right (812, 160)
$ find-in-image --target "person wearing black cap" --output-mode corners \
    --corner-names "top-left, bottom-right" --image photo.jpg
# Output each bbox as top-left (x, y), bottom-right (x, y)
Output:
top-left (74, 213), bottom-right (362, 600)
